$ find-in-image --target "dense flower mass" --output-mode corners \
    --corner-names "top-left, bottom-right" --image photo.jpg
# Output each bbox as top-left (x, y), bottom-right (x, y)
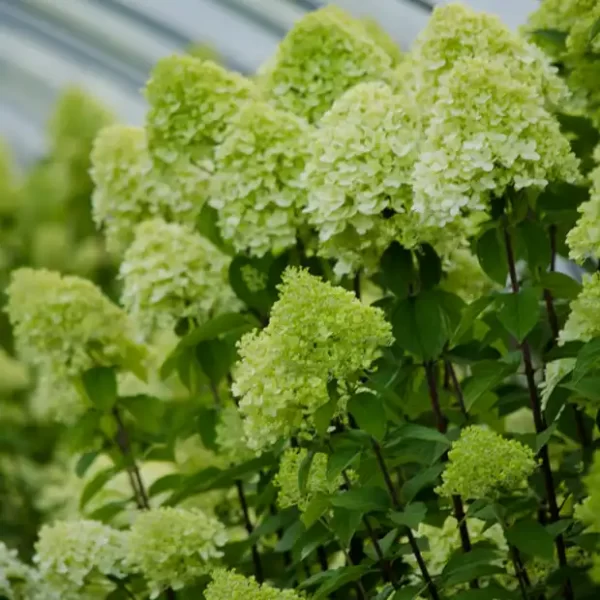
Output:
top-left (304, 81), bottom-right (421, 275)
top-left (567, 154), bottom-right (600, 262)
top-left (214, 404), bottom-right (255, 465)
top-left (0, 542), bottom-right (36, 600)
top-left (90, 125), bottom-right (202, 254)
top-left (119, 218), bottom-right (238, 338)
top-left (210, 100), bottom-right (310, 256)
top-left (206, 569), bottom-right (304, 600)
top-left (258, 6), bottom-right (395, 123)
top-left (274, 447), bottom-right (342, 511)
top-left (441, 248), bottom-right (497, 302)
top-left (234, 268), bottom-right (393, 449)
top-left (409, 2), bottom-right (567, 113)
top-left (559, 273), bottom-right (600, 344)
top-left (6, 268), bottom-right (137, 377)
top-left (34, 520), bottom-right (126, 600)
top-left (145, 55), bottom-right (256, 171)
top-left (437, 426), bottom-right (537, 499)
top-left (412, 56), bottom-right (580, 228)
top-left (125, 507), bottom-right (227, 597)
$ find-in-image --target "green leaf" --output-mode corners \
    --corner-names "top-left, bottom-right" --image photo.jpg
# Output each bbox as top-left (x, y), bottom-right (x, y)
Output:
top-left (79, 466), bottom-right (116, 509)
top-left (197, 203), bottom-right (234, 255)
top-left (120, 395), bottom-right (165, 434)
top-left (87, 500), bottom-right (129, 523)
top-left (462, 358), bottom-right (520, 412)
top-left (195, 338), bottom-right (236, 386)
top-left (380, 242), bottom-right (417, 299)
top-left (329, 507), bottom-right (363, 547)
top-left (546, 519), bottom-right (572, 539)
top-left (450, 296), bottom-right (494, 346)
top-left (562, 377), bottom-right (600, 403)
top-left (75, 451), bottom-right (99, 478)
top-left (392, 291), bottom-right (449, 360)
top-left (517, 220), bottom-right (550, 272)
top-left (327, 446), bottom-right (361, 482)
top-left (539, 272), bottom-right (582, 301)
top-left (401, 464), bottom-right (444, 504)
top-left (301, 493), bottom-right (330, 529)
top-left (392, 586), bottom-right (425, 600)
top-left (535, 421), bottom-right (559, 452)
top-left (313, 396), bottom-right (337, 437)
top-left (348, 392), bottom-right (386, 440)
top-left (496, 288), bottom-right (541, 342)
top-left (229, 255), bottom-right (275, 314)
top-left (296, 522), bottom-right (331, 561)
top-left (505, 519), bottom-right (555, 561)
top-left (330, 487), bottom-right (390, 513)
top-left (417, 243), bottom-right (442, 289)
top-left (81, 367), bottom-right (117, 411)
top-left (389, 502), bottom-right (427, 529)
top-left (196, 407), bottom-right (219, 452)
top-left (476, 228), bottom-right (508, 285)
top-left (298, 450), bottom-right (315, 496)
top-left (453, 585), bottom-right (516, 600)
top-left (275, 521), bottom-right (305, 553)
top-left (572, 337), bottom-right (600, 384)
top-left (442, 547), bottom-right (504, 587)
top-left (530, 29), bottom-right (568, 49)
top-left (392, 423), bottom-right (450, 447)
top-left (313, 566), bottom-right (371, 600)
top-left (148, 474), bottom-right (183, 497)
top-left (589, 17), bottom-right (600, 47)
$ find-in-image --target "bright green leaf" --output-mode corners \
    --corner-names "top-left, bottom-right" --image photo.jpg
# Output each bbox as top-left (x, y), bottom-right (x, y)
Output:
top-left (75, 451), bottom-right (99, 478)
top-left (476, 228), bottom-right (508, 285)
top-left (496, 288), bottom-right (541, 342)
top-left (539, 272), bottom-right (582, 301)
top-left (401, 464), bottom-right (444, 504)
top-left (330, 487), bottom-right (390, 513)
top-left (389, 502), bottom-right (427, 529)
top-left (81, 367), bottom-right (117, 411)
top-left (348, 392), bottom-right (386, 440)
top-left (505, 519), bottom-right (555, 561)
top-left (417, 243), bottom-right (442, 290)
top-left (380, 242), bottom-right (417, 299)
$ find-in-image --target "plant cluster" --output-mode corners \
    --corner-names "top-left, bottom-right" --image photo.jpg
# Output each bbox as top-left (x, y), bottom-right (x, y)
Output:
top-left (2, 2), bottom-right (600, 599)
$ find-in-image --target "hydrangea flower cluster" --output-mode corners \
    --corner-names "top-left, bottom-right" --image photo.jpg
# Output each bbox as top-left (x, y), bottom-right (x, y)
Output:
top-left (125, 507), bottom-right (227, 597)
top-left (34, 519), bottom-right (126, 600)
top-left (209, 100), bottom-right (310, 256)
top-left (6, 268), bottom-right (138, 378)
top-left (206, 569), bottom-right (304, 600)
top-left (258, 6), bottom-right (395, 123)
top-left (119, 218), bottom-right (239, 338)
top-left (304, 81), bottom-right (421, 275)
top-left (409, 2), bottom-right (567, 114)
top-left (274, 447), bottom-right (343, 511)
top-left (576, 452), bottom-right (600, 581)
top-left (437, 426), bottom-right (537, 500)
top-left (0, 541), bottom-right (36, 600)
top-left (145, 55), bottom-right (256, 171)
top-left (215, 404), bottom-right (256, 466)
top-left (30, 369), bottom-right (87, 425)
top-left (567, 152), bottom-right (600, 262)
top-left (90, 125), bottom-right (203, 254)
top-left (559, 273), bottom-right (600, 344)
top-left (412, 56), bottom-right (580, 228)
top-left (441, 248), bottom-right (498, 303)
top-left (234, 268), bottom-right (393, 450)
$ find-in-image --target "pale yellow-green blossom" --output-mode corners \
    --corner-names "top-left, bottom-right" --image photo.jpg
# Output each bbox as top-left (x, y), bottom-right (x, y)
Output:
top-left (441, 248), bottom-right (498, 302)
top-left (567, 157), bottom-right (600, 262)
top-left (234, 268), bottom-right (393, 450)
top-left (126, 507), bottom-right (227, 597)
top-left (210, 100), bottom-right (310, 256)
top-left (215, 404), bottom-right (256, 465)
top-left (6, 268), bottom-right (139, 378)
top-left (437, 426), bottom-right (537, 500)
top-left (29, 368), bottom-right (87, 424)
top-left (412, 56), bottom-right (580, 229)
top-left (304, 81), bottom-right (422, 275)
top-left (34, 520), bottom-right (126, 600)
top-left (90, 125), bottom-right (203, 254)
top-left (258, 6), bottom-right (395, 123)
top-left (145, 55), bottom-right (255, 172)
top-left (274, 447), bottom-right (343, 511)
top-left (119, 218), bottom-right (239, 338)
top-left (0, 541), bottom-right (37, 600)
top-left (206, 569), bottom-right (304, 600)
top-left (360, 18), bottom-right (403, 65)
top-left (240, 264), bottom-right (268, 293)
top-left (559, 273), bottom-right (600, 344)
top-left (575, 451), bottom-right (600, 581)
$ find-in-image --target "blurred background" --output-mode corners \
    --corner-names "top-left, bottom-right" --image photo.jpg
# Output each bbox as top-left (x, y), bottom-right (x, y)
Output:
top-left (1, 0), bottom-right (537, 166)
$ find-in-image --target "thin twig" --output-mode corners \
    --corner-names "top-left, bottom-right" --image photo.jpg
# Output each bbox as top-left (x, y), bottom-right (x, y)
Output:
top-left (502, 223), bottom-right (573, 600)
top-left (444, 360), bottom-right (469, 421)
top-left (235, 480), bottom-right (264, 583)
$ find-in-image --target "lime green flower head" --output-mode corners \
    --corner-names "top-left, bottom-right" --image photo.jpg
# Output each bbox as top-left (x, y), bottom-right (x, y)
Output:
top-left (360, 18), bottom-right (403, 65)
top-left (206, 569), bottom-right (304, 600)
top-left (0, 541), bottom-right (37, 600)
top-left (6, 268), bottom-right (137, 377)
top-left (410, 2), bottom-right (567, 110)
top-left (215, 404), bottom-right (255, 466)
top-left (304, 81), bottom-right (421, 275)
top-left (258, 6), bottom-right (394, 123)
top-left (30, 369), bottom-right (85, 424)
top-left (576, 451), bottom-right (600, 581)
top-left (126, 507), bottom-right (227, 597)
top-left (567, 157), bottom-right (600, 262)
top-left (34, 519), bottom-right (126, 600)
top-left (210, 100), bottom-right (310, 256)
top-left (437, 426), bottom-right (537, 500)
top-left (274, 447), bottom-right (343, 511)
top-left (559, 273), bottom-right (600, 344)
top-left (145, 55), bottom-right (256, 170)
top-left (119, 218), bottom-right (239, 338)
top-left (412, 56), bottom-right (580, 229)
top-left (91, 125), bottom-right (203, 254)
top-left (234, 268), bottom-right (393, 450)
